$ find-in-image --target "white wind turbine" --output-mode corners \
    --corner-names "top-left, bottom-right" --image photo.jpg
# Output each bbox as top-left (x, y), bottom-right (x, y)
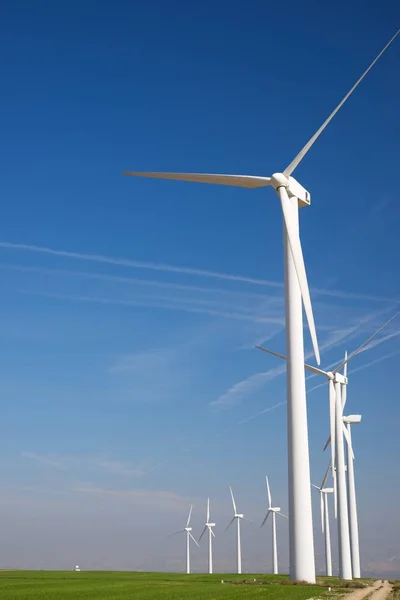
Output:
top-left (343, 414), bottom-right (362, 579)
top-left (198, 498), bottom-right (216, 574)
top-left (226, 486), bottom-right (249, 574)
top-left (169, 504), bottom-right (199, 574)
top-left (123, 31), bottom-right (399, 582)
top-left (257, 311), bottom-right (399, 580)
top-left (312, 463), bottom-right (334, 576)
top-left (261, 476), bottom-right (288, 575)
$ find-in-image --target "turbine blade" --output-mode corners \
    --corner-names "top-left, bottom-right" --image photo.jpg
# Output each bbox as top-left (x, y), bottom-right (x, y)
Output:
top-left (283, 29), bottom-right (400, 176)
top-left (320, 460), bottom-right (331, 489)
top-left (256, 346), bottom-right (328, 377)
top-left (122, 171), bottom-right (272, 188)
top-left (333, 473), bottom-right (337, 519)
top-left (321, 491), bottom-right (325, 534)
top-left (210, 527), bottom-right (216, 538)
top-left (207, 497), bottom-right (210, 522)
top-left (229, 486), bottom-right (237, 514)
top-left (198, 526), bottom-right (207, 542)
top-left (311, 484), bottom-right (320, 490)
top-left (189, 532), bottom-right (200, 547)
top-left (242, 516), bottom-right (252, 523)
top-left (261, 511), bottom-right (271, 527)
top-left (279, 186), bottom-right (320, 364)
top-left (342, 422), bottom-right (355, 460)
top-left (328, 380), bottom-right (336, 474)
top-left (168, 529), bottom-right (185, 537)
top-left (277, 512), bottom-right (288, 519)
top-left (333, 311), bottom-right (400, 373)
top-left (323, 436), bottom-right (331, 452)
top-left (266, 475), bottom-right (272, 508)
top-left (186, 504), bottom-right (193, 528)
top-left (255, 346), bottom-right (288, 361)
top-left (342, 351), bottom-right (348, 409)
top-left (225, 517), bottom-right (236, 532)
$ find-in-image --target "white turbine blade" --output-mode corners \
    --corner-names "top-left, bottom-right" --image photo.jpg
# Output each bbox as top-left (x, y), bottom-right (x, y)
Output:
top-left (198, 526), bottom-right (207, 543)
top-left (255, 346), bottom-right (288, 361)
top-left (342, 422), bottom-right (355, 460)
top-left (207, 497), bottom-right (210, 522)
top-left (122, 171), bottom-right (272, 188)
top-left (320, 460), bottom-right (331, 489)
top-left (225, 517), bottom-right (236, 532)
top-left (283, 29), bottom-right (400, 176)
top-left (328, 380), bottom-right (336, 475)
top-left (278, 186), bottom-right (320, 364)
top-left (186, 504), bottom-right (193, 528)
top-left (320, 491), bottom-right (325, 534)
top-left (168, 529), bottom-right (185, 537)
top-left (256, 346), bottom-right (327, 377)
top-left (333, 473), bottom-right (337, 519)
top-left (229, 486), bottom-right (237, 514)
top-left (333, 311), bottom-right (400, 373)
top-left (277, 512), bottom-right (288, 519)
top-left (311, 483), bottom-right (320, 490)
top-left (266, 476), bottom-right (272, 508)
top-left (261, 511), bottom-right (271, 527)
top-left (342, 351), bottom-right (348, 409)
top-left (242, 516), bottom-right (252, 523)
top-left (210, 527), bottom-right (216, 538)
top-left (189, 532), bottom-right (200, 547)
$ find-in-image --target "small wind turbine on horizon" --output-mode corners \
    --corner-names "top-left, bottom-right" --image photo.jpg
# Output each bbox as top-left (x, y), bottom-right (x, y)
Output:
top-left (226, 486), bottom-right (249, 575)
top-left (123, 31), bottom-right (399, 582)
top-left (198, 498), bottom-right (216, 574)
top-left (257, 310), bottom-right (399, 580)
top-left (169, 505), bottom-right (199, 574)
top-left (261, 476), bottom-right (288, 575)
top-left (312, 463), bottom-right (334, 577)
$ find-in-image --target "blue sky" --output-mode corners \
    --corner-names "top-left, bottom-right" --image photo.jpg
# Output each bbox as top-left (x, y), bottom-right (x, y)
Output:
top-left (0, 0), bottom-right (399, 576)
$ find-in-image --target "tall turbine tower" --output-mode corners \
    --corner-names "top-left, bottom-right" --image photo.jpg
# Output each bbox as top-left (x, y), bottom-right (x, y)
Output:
top-left (226, 486), bottom-right (248, 574)
top-left (312, 464), bottom-right (334, 576)
top-left (199, 498), bottom-right (216, 574)
top-left (261, 476), bottom-right (288, 574)
top-left (169, 505), bottom-right (199, 574)
top-left (123, 32), bottom-right (399, 582)
top-left (343, 414), bottom-right (362, 578)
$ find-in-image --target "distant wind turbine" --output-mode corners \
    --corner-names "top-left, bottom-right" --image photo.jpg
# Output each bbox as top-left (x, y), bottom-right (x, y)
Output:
top-left (261, 476), bottom-right (288, 574)
top-left (198, 498), bottom-right (216, 574)
top-left (312, 463), bottom-right (334, 576)
top-left (226, 486), bottom-right (249, 574)
top-left (342, 414), bottom-right (362, 579)
top-left (123, 31), bottom-right (399, 582)
top-left (169, 505), bottom-right (199, 574)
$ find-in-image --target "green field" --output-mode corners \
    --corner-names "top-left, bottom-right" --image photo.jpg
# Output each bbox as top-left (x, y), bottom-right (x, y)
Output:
top-left (0, 571), bottom-right (329, 599)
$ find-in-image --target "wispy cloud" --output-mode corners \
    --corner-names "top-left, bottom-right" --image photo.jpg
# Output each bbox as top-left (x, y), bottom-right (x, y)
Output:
top-left (72, 485), bottom-right (191, 510)
top-left (22, 452), bottom-right (147, 479)
top-left (0, 241), bottom-right (396, 302)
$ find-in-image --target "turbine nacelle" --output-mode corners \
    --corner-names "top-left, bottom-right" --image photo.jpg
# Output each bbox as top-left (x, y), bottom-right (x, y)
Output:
top-left (269, 507), bottom-right (281, 513)
top-left (207, 522), bottom-right (216, 527)
top-left (235, 513), bottom-right (244, 519)
top-left (343, 415), bottom-right (362, 424)
top-left (270, 173), bottom-right (311, 207)
top-left (185, 527), bottom-right (192, 532)
top-left (322, 487), bottom-right (334, 494)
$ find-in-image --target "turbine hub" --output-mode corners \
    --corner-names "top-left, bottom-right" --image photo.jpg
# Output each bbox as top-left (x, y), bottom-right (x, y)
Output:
top-left (271, 173), bottom-right (311, 207)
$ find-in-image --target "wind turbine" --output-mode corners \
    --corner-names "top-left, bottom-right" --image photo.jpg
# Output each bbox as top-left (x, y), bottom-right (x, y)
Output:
top-left (257, 311), bottom-right (399, 580)
top-left (343, 414), bottom-right (362, 579)
top-left (312, 464), bottom-right (334, 576)
top-left (226, 486), bottom-right (248, 574)
top-left (261, 476), bottom-right (288, 574)
top-left (123, 32), bottom-right (399, 582)
top-left (169, 505), bottom-right (199, 574)
top-left (199, 498), bottom-right (216, 574)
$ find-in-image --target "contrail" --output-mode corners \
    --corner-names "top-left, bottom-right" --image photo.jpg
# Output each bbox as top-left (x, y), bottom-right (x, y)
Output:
top-left (0, 241), bottom-right (397, 302)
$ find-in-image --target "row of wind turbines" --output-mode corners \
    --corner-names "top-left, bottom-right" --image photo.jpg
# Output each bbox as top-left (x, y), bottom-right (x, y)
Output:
top-left (170, 310), bottom-right (397, 577)
top-left (124, 29), bottom-right (399, 582)
top-left (170, 477), bottom-right (286, 575)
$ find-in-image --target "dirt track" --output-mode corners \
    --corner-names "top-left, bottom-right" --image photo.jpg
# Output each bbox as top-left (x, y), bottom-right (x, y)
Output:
top-left (342, 579), bottom-right (393, 599)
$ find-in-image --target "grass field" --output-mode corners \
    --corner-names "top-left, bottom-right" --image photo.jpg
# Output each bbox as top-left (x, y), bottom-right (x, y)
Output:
top-left (0, 571), bottom-right (329, 599)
